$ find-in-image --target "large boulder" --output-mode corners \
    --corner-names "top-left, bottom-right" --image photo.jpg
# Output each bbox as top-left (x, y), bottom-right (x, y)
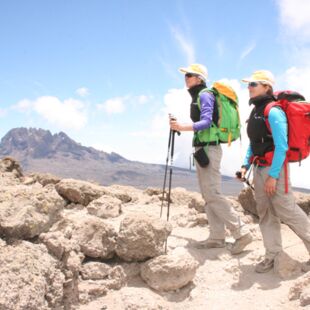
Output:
top-left (42, 211), bottom-right (117, 259)
top-left (170, 209), bottom-right (208, 228)
top-left (144, 187), bottom-right (205, 213)
top-left (80, 262), bottom-right (112, 280)
top-left (116, 213), bottom-right (172, 262)
top-left (79, 266), bottom-right (126, 304)
top-left (105, 184), bottom-right (135, 203)
top-left (0, 171), bottom-right (21, 186)
top-left (87, 195), bottom-right (122, 218)
top-left (274, 251), bottom-right (300, 279)
top-left (238, 187), bottom-right (258, 216)
top-left (27, 172), bottom-right (61, 187)
top-left (0, 158), bottom-right (23, 186)
top-left (55, 178), bottom-right (106, 205)
top-left (0, 241), bottom-right (64, 310)
top-left (0, 157), bottom-right (23, 177)
top-left (0, 184), bottom-right (65, 239)
top-left (294, 192), bottom-right (310, 215)
top-left (118, 287), bottom-right (171, 310)
top-left (140, 248), bottom-right (199, 291)
top-left (289, 273), bottom-right (310, 306)
top-left (238, 188), bottom-right (310, 216)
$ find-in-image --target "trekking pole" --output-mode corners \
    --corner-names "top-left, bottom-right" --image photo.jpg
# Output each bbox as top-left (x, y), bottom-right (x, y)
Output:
top-left (160, 115), bottom-right (180, 218)
top-left (166, 129), bottom-right (176, 222)
top-left (235, 164), bottom-right (254, 190)
top-left (160, 129), bottom-right (173, 218)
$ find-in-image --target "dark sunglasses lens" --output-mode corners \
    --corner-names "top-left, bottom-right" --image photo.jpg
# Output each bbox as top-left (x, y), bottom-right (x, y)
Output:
top-left (249, 82), bottom-right (259, 87)
top-left (185, 73), bottom-right (193, 78)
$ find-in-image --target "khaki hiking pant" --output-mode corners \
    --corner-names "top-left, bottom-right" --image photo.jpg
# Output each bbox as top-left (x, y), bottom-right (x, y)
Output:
top-left (195, 144), bottom-right (249, 240)
top-left (253, 165), bottom-right (310, 260)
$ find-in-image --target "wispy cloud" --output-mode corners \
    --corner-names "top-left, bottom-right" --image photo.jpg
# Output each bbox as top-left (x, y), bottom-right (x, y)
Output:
top-left (97, 96), bottom-right (127, 114)
top-left (137, 95), bottom-right (150, 105)
top-left (13, 96), bottom-right (87, 130)
top-left (96, 94), bottom-right (152, 114)
top-left (76, 87), bottom-right (89, 97)
top-left (170, 26), bottom-right (195, 64)
top-left (240, 42), bottom-right (256, 60)
top-left (276, 0), bottom-right (310, 42)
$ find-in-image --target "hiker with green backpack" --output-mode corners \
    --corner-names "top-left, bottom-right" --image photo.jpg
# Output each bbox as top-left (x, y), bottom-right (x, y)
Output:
top-left (169, 63), bottom-right (252, 254)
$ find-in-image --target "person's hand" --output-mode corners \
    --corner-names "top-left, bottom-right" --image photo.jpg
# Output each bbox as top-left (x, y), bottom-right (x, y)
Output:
top-left (240, 167), bottom-right (247, 179)
top-left (170, 119), bottom-right (187, 132)
top-left (264, 176), bottom-right (277, 196)
top-left (236, 167), bottom-right (247, 182)
top-left (169, 119), bottom-right (181, 131)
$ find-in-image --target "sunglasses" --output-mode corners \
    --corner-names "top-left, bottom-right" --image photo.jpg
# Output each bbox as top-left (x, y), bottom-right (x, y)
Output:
top-left (248, 81), bottom-right (262, 87)
top-left (185, 73), bottom-right (199, 78)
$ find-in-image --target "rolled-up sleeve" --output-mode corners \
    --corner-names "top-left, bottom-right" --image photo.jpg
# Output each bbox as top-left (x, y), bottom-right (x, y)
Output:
top-left (193, 92), bottom-right (215, 131)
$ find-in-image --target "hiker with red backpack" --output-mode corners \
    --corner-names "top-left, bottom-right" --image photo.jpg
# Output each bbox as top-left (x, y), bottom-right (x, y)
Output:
top-left (169, 63), bottom-right (252, 254)
top-left (240, 69), bottom-right (310, 273)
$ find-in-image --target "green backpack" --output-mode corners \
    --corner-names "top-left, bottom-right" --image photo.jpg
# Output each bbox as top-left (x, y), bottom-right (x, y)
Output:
top-left (194, 81), bottom-right (241, 146)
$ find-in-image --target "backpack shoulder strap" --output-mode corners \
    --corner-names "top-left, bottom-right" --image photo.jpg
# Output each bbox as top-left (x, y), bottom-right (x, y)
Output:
top-left (264, 101), bottom-right (284, 132)
top-left (197, 87), bottom-right (214, 109)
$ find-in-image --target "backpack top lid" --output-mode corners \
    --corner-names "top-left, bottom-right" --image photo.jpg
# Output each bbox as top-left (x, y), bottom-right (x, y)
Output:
top-left (274, 90), bottom-right (305, 102)
top-left (213, 81), bottom-right (238, 103)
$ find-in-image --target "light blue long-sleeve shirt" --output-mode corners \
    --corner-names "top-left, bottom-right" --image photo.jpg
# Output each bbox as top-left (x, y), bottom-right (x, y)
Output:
top-left (243, 107), bottom-right (288, 179)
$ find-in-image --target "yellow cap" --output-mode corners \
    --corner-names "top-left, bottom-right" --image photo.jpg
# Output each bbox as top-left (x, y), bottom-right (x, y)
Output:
top-left (179, 63), bottom-right (208, 81)
top-left (242, 70), bottom-right (275, 86)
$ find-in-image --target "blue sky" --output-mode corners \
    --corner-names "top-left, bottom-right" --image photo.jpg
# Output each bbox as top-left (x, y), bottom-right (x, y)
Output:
top-left (0, 0), bottom-right (309, 188)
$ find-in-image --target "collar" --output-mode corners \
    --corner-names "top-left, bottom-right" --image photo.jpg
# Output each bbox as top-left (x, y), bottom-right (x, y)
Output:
top-left (188, 83), bottom-right (207, 100)
top-left (249, 94), bottom-right (275, 108)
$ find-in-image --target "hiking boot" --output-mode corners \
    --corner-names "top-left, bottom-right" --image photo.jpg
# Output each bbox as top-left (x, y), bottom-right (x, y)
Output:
top-left (230, 233), bottom-right (253, 255)
top-left (302, 259), bottom-right (310, 272)
top-left (255, 258), bottom-right (274, 273)
top-left (196, 239), bottom-right (225, 249)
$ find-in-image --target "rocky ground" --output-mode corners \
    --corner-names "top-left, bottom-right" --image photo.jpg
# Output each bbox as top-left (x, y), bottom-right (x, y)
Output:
top-left (0, 156), bottom-right (310, 310)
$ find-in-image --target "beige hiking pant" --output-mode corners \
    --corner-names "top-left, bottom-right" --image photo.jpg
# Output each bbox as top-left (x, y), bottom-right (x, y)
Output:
top-left (253, 165), bottom-right (310, 259)
top-left (195, 145), bottom-right (248, 240)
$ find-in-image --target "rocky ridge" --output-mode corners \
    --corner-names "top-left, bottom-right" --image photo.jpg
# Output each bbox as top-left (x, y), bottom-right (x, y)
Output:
top-left (0, 157), bottom-right (310, 309)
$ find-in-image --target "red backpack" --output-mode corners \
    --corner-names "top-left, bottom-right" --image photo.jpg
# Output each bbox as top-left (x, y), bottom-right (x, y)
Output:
top-left (262, 91), bottom-right (310, 193)
top-left (264, 91), bottom-right (310, 164)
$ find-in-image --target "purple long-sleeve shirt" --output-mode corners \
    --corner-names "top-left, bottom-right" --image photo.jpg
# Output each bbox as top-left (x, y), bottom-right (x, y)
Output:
top-left (192, 91), bottom-right (215, 131)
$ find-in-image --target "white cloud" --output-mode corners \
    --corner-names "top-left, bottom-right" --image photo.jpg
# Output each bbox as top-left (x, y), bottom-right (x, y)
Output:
top-left (171, 26), bottom-right (195, 64)
top-left (277, 0), bottom-right (310, 41)
top-left (76, 87), bottom-right (89, 97)
top-left (96, 94), bottom-right (151, 114)
top-left (137, 95), bottom-right (150, 105)
top-left (12, 99), bottom-right (33, 112)
top-left (240, 41), bottom-right (256, 60)
top-left (278, 66), bottom-right (310, 99)
top-left (14, 96), bottom-right (87, 130)
top-left (97, 97), bottom-right (126, 114)
top-left (90, 143), bottom-right (114, 153)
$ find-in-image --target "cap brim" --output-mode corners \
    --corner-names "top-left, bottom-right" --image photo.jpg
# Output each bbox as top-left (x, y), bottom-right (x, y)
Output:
top-left (241, 77), bottom-right (252, 83)
top-left (179, 67), bottom-right (192, 74)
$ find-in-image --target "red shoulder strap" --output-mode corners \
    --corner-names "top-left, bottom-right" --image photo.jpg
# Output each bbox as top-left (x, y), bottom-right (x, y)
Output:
top-left (264, 101), bottom-right (277, 132)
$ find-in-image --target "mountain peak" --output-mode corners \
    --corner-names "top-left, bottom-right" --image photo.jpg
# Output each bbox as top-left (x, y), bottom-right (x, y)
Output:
top-left (0, 127), bottom-right (124, 161)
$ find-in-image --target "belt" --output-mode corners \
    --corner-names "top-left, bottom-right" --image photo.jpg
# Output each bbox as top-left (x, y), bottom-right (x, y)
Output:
top-left (193, 141), bottom-right (219, 147)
